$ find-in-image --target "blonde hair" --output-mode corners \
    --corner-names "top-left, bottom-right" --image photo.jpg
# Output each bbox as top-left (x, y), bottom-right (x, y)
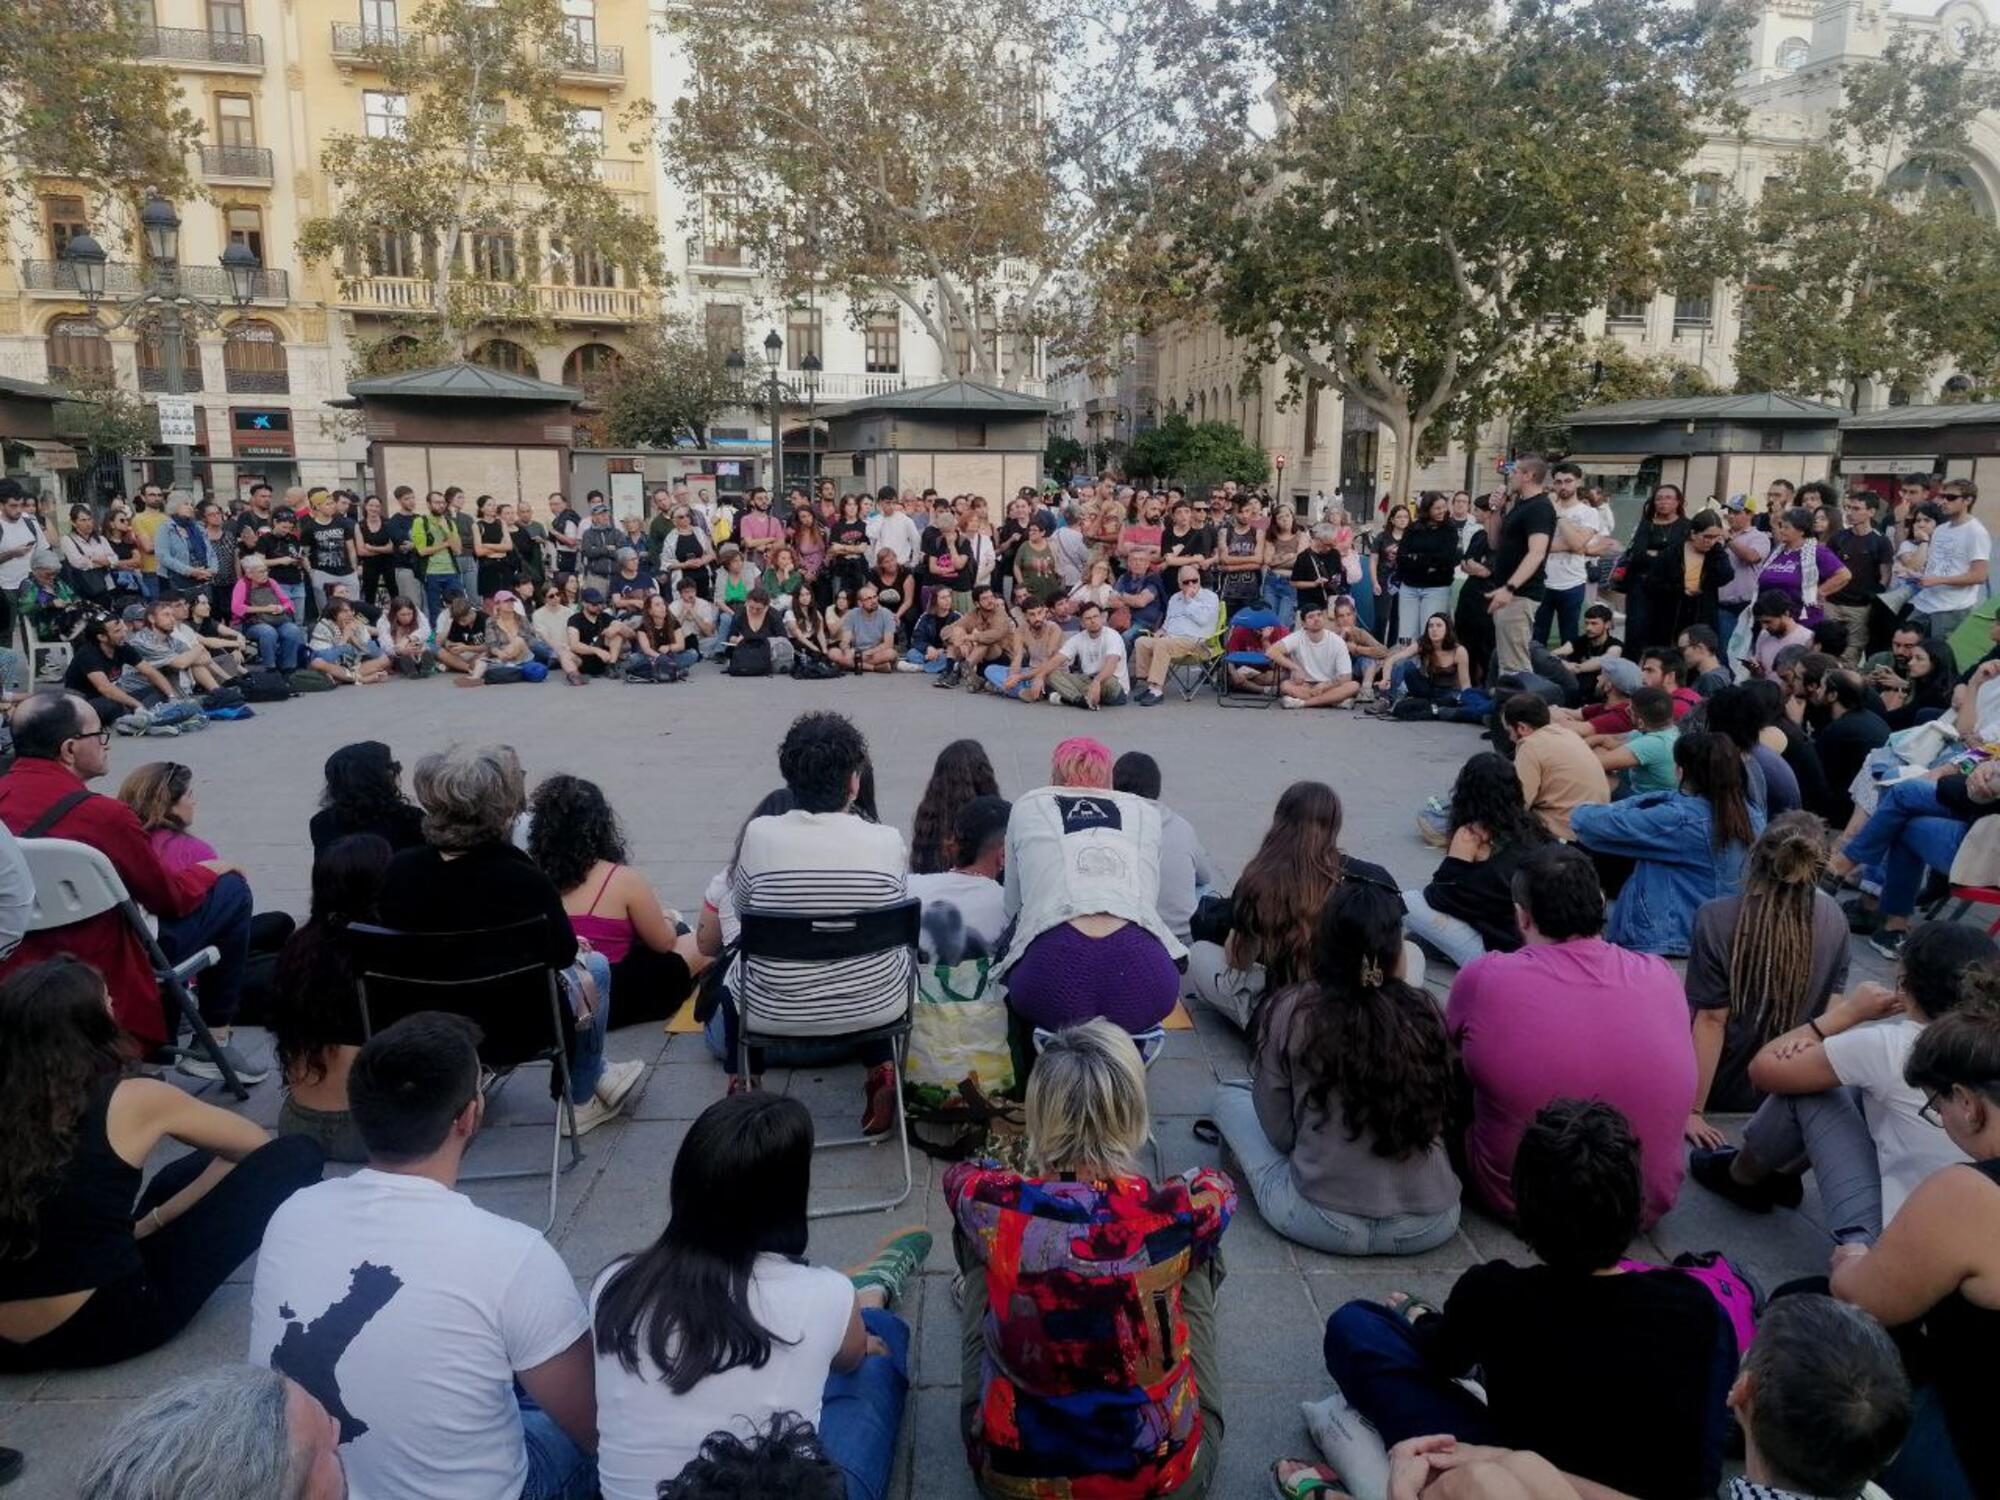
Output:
top-left (412, 743), bottom-right (526, 852)
top-left (1025, 1019), bottom-right (1150, 1178)
top-left (1728, 810), bottom-right (1828, 1043)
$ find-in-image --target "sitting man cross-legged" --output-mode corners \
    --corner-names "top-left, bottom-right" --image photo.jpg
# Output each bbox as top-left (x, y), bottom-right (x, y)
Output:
top-left (1265, 603), bottom-right (1359, 710)
top-left (251, 1012), bottom-right (600, 1500)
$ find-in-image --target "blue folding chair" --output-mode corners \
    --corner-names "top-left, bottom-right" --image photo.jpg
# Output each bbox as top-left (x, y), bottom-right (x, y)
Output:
top-left (1216, 607), bottom-right (1282, 708)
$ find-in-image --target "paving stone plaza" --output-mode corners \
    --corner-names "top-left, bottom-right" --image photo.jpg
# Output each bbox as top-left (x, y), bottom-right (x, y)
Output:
top-left (0, 678), bottom-right (1890, 1499)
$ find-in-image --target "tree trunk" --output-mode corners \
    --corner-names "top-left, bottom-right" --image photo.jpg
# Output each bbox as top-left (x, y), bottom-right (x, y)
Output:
top-left (1383, 410), bottom-right (1415, 515)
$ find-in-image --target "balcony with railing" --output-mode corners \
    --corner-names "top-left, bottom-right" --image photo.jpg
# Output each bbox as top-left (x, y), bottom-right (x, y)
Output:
top-left (553, 41), bottom-right (623, 83)
top-left (135, 25), bottom-right (264, 68)
top-left (138, 364), bottom-right (205, 393)
top-left (20, 259), bottom-right (289, 301)
top-left (225, 367), bottom-right (290, 394)
top-left (329, 21), bottom-right (423, 61)
top-left (199, 143), bottom-right (274, 183)
top-left (338, 276), bottom-right (644, 322)
top-left (685, 237), bottom-right (753, 273)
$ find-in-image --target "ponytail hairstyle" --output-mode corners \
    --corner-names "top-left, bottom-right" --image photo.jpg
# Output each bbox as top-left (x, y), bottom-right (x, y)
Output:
top-left (1675, 730), bottom-right (1756, 852)
top-left (1727, 812), bottom-right (1827, 1044)
top-left (1256, 880), bottom-right (1451, 1160)
top-left (268, 834), bottom-right (392, 1086)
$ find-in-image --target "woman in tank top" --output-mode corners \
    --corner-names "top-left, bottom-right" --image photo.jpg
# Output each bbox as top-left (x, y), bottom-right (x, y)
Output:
top-left (0, 957), bottom-right (321, 1372)
top-left (529, 774), bottom-right (708, 1028)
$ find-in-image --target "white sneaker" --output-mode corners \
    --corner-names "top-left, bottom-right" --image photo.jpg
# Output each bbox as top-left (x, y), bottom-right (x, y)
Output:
top-left (1046, 691), bottom-right (1066, 706)
top-left (893, 660), bottom-right (924, 673)
top-left (563, 1092), bottom-right (622, 1138)
top-left (594, 1058), bottom-right (645, 1113)
top-left (1281, 695), bottom-right (1305, 709)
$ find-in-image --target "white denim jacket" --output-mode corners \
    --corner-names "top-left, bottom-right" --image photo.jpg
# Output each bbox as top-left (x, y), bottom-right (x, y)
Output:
top-left (999, 786), bottom-right (1187, 975)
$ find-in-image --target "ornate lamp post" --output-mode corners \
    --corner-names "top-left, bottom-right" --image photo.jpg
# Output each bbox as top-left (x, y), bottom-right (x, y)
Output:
top-left (800, 350), bottom-right (822, 492)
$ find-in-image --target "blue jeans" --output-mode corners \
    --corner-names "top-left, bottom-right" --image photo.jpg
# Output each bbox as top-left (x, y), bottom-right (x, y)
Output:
top-left (456, 554), bottom-right (479, 605)
top-left (565, 950), bottom-right (611, 1104)
top-left (137, 573), bottom-right (160, 602)
top-left (518, 1393), bottom-right (597, 1500)
top-left (1398, 585), bottom-right (1453, 644)
top-left (156, 872), bottom-right (253, 1027)
top-left (243, 619), bottom-right (305, 671)
top-left (902, 648), bottom-right (950, 673)
top-left (1265, 573), bottom-right (1298, 628)
top-left (1843, 779), bottom-right (1969, 917)
top-left (1400, 888), bottom-right (1489, 969)
top-left (1532, 584), bottom-right (1584, 648)
top-left (1716, 602), bottom-right (1747, 654)
top-left (707, 611), bottom-right (735, 656)
top-left (821, 1307), bottom-right (911, 1500)
top-left (276, 580), bottom-right (306, 619)
top-left (423, 573), bottom-right (459, 620)
top-left (1323, 1300), bottom-right (1503, 1449)
top-left (1876, 1383), bottom-right (1976, 1500)
top-left (982, 663), bottom-right (1035, 698)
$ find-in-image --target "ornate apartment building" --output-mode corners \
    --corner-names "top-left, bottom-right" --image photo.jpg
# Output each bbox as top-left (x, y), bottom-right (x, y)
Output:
top-left (1135, 0), bottom-right (2000, 511)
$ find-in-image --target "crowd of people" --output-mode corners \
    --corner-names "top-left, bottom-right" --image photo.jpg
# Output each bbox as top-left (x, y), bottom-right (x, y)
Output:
top-left (0, 449), bottom-right (1995, 1500)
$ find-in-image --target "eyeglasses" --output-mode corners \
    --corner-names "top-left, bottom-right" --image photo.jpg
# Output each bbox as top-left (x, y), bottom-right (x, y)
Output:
top-left (1919, 1091), bottom-right (1949, 1128)
top-left (66, 730), bottom-right (112, 749)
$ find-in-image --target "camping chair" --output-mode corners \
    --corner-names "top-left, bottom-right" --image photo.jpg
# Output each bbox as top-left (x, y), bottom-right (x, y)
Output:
top-left (736, 899), bottom-right (921, 1219)
top-left (343, 917), bottom-right (581, 1233)
top-left (1925, 813), bottom-right (2000, 936)
top-left (1165, 605), bottom-right (1229, 703)
top-left (1031, 1024), bottom-right (1169, 1177)
top-left (1216, 607), bottom-right (1282, 708)
top-left (13, 614), bottom-right (70, 686)
top-left (19, 837), bottom-right (245, 1099)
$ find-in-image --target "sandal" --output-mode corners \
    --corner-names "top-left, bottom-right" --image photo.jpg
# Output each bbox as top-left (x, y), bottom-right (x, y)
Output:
top-left (1271, 1458), bottom-right (1350, 1499)
top-left (1386, 1291), bottom-right (1441, 1325)
top-left (1191, 1117), bottom-right (1221, 1146)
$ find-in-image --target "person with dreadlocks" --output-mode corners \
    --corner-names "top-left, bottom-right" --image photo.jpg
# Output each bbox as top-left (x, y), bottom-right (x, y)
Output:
top-left (1683, 812), bottom-right (1851, 1141)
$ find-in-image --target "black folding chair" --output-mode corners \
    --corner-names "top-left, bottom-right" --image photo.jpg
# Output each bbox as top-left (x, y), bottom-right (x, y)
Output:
top-left (737, 899), bottom-right (921, 1219)
top-left (343, 917), bottom-right (582, 1233)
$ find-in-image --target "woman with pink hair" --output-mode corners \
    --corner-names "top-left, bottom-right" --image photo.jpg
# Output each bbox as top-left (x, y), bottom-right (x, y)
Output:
top-left (996, 737), bottom-right (1186, 1034)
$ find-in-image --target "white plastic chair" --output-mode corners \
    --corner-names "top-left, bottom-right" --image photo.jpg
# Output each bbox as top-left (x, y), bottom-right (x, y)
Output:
top-left (18, 836), bottom-right (243, 1098)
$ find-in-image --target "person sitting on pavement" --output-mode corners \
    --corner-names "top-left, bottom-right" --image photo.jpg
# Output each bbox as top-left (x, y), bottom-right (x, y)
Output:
top-left (935, 583), bottom-right (1012, 690)
top-left (1498, 693), bottom-right (1609, 842)
top-left (251, 1012), bottom-right (600, 1500)
top-left (1572, 730), bottom-right (1763, 958)
top-left (589, 1093), bottom-right (923, 1500)
top-left (1830, 988), bottom-right (2000, 1497)
top-left (1111, 750), bottom-right (1214, 947)
top-left (308, 740), bottom-right (426, 857)
top-left (1691, 920), bottom-right (1996, 1250)
top-left (0, 690), bottom-right (264, 1077)
top-left (896, 588), bottom-right (961, 675)
top-left (62, 611), bottom-right (177, 730)
top-left (1000, 737), bottom-right (1186, 1036)
top-left (565, 587), bottom-right (624, 683)
top-left (379, 743), bottom-right (641, 1136)
top-left (1213, 880), bottom-right (1459, 1258)
top-left (982, 596), bottom-right (1064, 701)
top-left (79, 1363), bottom-right (349, 1500)
top-left (0, 956), bottom-right (322, 1374)
top-left (1590, 684), bottom-right (1680, 796)
top-left (1403, 752), bottom-right (1551, 969)
top-left (229, 553), bottom-right (306, 672)
top-left (1824, 755), bottom-right (2000, 963)
top-left (1317, 1098), bottom-right (1734, 1500)
top-left (1683, 811), bottom-right (1850, 1131)
top-left (1265, 603), bottom-right (1360, 710)
top-left (827, 583), bottom-right (899, 674)
top-left (1447, 844), bottom-right (1694, 1228)
top-left (1330, 595), bottom-right (1390, 703)
top-left (1132, 565), bottom-right (1221, 706)
top-left (1705, 680), bottom-right (1802, 817)
top-left (947, 1019), bottom-right (1235, 1500)
top-left (305, 597), bottom-right (392, 686)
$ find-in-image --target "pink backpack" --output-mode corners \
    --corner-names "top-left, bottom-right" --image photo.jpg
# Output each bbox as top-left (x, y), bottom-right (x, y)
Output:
top-left (1617, 1250), bottom-right (1763, 1356)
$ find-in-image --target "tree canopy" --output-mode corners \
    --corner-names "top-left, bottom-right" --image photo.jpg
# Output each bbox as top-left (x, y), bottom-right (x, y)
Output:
top-left (296, 0), bottom-right (662, 351)
top-left (659, 0), bottom-right (1238, 385)
top-left (0, 0), bottom-right (199, 227)
top-left (589, 316), bottom-right (752, 448)
top-left (1123, 415), bottom-right (1269, 488)
top-left (1119, 0), bottom-right (1748, 501)
top-left (1506, 339), bottom-right (1721, 456)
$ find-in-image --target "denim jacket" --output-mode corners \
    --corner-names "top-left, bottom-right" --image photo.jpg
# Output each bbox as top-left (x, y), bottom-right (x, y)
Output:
top-left (156, 519), bottom-right (209, 585)
top-left (1572, 791), bottom-right (1762, 956)
top-left (999, 786), bottom-right (1187, 975)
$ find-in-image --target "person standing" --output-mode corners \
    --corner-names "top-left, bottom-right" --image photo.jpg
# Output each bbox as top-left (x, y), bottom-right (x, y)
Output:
top-left (1484, 457), bottom-right (1556, 676)
top-left (1912, 477), bottom-right (1990, 641)
top-left (1820, 491), bottom-right (1894, 665)
top-left (1533, 462), bottom-right (1607, 648)
top-left (409, 491), bottom-right (462, 621)
top-left (386, 485), bottom-right (422, 603)
top-left (299, 488), bottom-right (360, 612)
top-left (0, 481), bottom-right (47, 639)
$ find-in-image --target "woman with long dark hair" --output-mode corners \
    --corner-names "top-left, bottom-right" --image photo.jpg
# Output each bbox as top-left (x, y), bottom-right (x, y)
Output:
top-left (1374, 611), bottom-right (1470, 714)
top-left (308, 740), bottom-right (424, 856)
top-left (1394, 492), bottom-right (1462, 645)
top-left (1188, 780), bottom-right (1405, 1030)
top-left (355, 493), bottom-right (398, 606)
top-left (1214, 882), bottom-right (1459, 1255)
top-left (1882, 636), bottom-right (1957, 730)
top-left (1638, 506), bottom-right (1731, 648)
top-left (1683, 812), bottom-right (1850, 1144)
top-left (529, 774), bottom-right (705, 1028)
top-left (1617, 481), bottom-right (1689, 650)
top-left (269, 834), bottom-right (391, 1161)
top-left (1370, 502), bottom-right (1411, 640)
top-left (0, 957), bottom-right (321, 1371)
top-left (909, 739), bottom-right (1000, 875)
top-left (1403, 752), bottom-right (1551, 967)
top-left (589, 1092), bottom-right (921, 1500)
top-left (1573, 730), bottom-right (1763, 956)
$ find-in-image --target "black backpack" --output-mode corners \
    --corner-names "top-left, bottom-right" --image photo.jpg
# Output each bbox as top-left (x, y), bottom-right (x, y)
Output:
top-left (239, 670), bottom-right (293, 703)
top-left (726, 638), bottom-right (773, 677)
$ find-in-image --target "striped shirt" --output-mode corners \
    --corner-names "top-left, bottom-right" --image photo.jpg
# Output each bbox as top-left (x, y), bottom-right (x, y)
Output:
top-left (731, 809), bottom-right (911, 1036)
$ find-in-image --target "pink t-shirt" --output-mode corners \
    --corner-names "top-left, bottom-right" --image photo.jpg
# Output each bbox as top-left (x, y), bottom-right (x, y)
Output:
top-left (1446, 937), bottom-right (1695, 1228)
top-left (148, 826), bottom-right (218, 873)
top-left (739, 512), bottom-right (785, 552)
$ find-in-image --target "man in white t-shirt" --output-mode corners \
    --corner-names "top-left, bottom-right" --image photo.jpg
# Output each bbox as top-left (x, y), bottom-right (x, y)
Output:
top-left (1536, 461), bottom-right (1611, 647)
top-left (1037, 600), bottom-right (1129, 707)
top-left (0, 482), bottom-right (47, 597)
top-left (1265, 603), bottom-right (1359, 709)
top-left (250, 1013), bottom-right (598, 1500)
top-left (1912, 477), bottom-right (1991, 640)
top-left (863, 488), bottom-right (922, 568)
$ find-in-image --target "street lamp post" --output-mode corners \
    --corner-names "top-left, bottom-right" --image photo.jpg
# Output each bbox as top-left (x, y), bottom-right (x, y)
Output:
top-left (62, 188), bottom-right (261, 502)
top-left (761, 329), bottom-right (784, 504)
top-left (801, 351), bottom-right (822, 493)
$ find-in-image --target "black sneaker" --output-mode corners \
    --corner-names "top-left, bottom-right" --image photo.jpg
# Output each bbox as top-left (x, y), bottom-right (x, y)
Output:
top-left (1841, 897), bottom-right (1881, 935)
top-left (1869, 929), bottom-right (1907, 962)
top-left (1688, 1147), bottom-right (1803, 1213)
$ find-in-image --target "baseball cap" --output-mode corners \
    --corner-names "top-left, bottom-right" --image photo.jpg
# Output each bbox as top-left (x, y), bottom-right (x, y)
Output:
top-left (1600, 657), bottom-right (1644, 695)
top-left (580, 587), bottom-right (605, 605)
top-left (120, 603), bottom-right (149, 623)
top-left (1724, 493), bottom-right (1749, 513)
top-left (590, 501), bottom-right (609, 514)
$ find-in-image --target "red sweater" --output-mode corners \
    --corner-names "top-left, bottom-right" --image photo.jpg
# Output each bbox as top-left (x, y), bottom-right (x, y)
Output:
top-left (0, 760), bottom-right (216, 1042)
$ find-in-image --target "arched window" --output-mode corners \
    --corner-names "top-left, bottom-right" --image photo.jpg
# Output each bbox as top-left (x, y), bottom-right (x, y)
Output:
top-left (137, 323), bottom-right (203, 392)
top-left (469, 338), bottom-right (533, 375)
top-left (562, 342), bottom-right (620, 389)
top-left (223, 319), bottom-right (288, 394)
top-left (1775, 37), bottom-right (1809, 72)
top-left (45, 317), bottom-right (112, 385)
